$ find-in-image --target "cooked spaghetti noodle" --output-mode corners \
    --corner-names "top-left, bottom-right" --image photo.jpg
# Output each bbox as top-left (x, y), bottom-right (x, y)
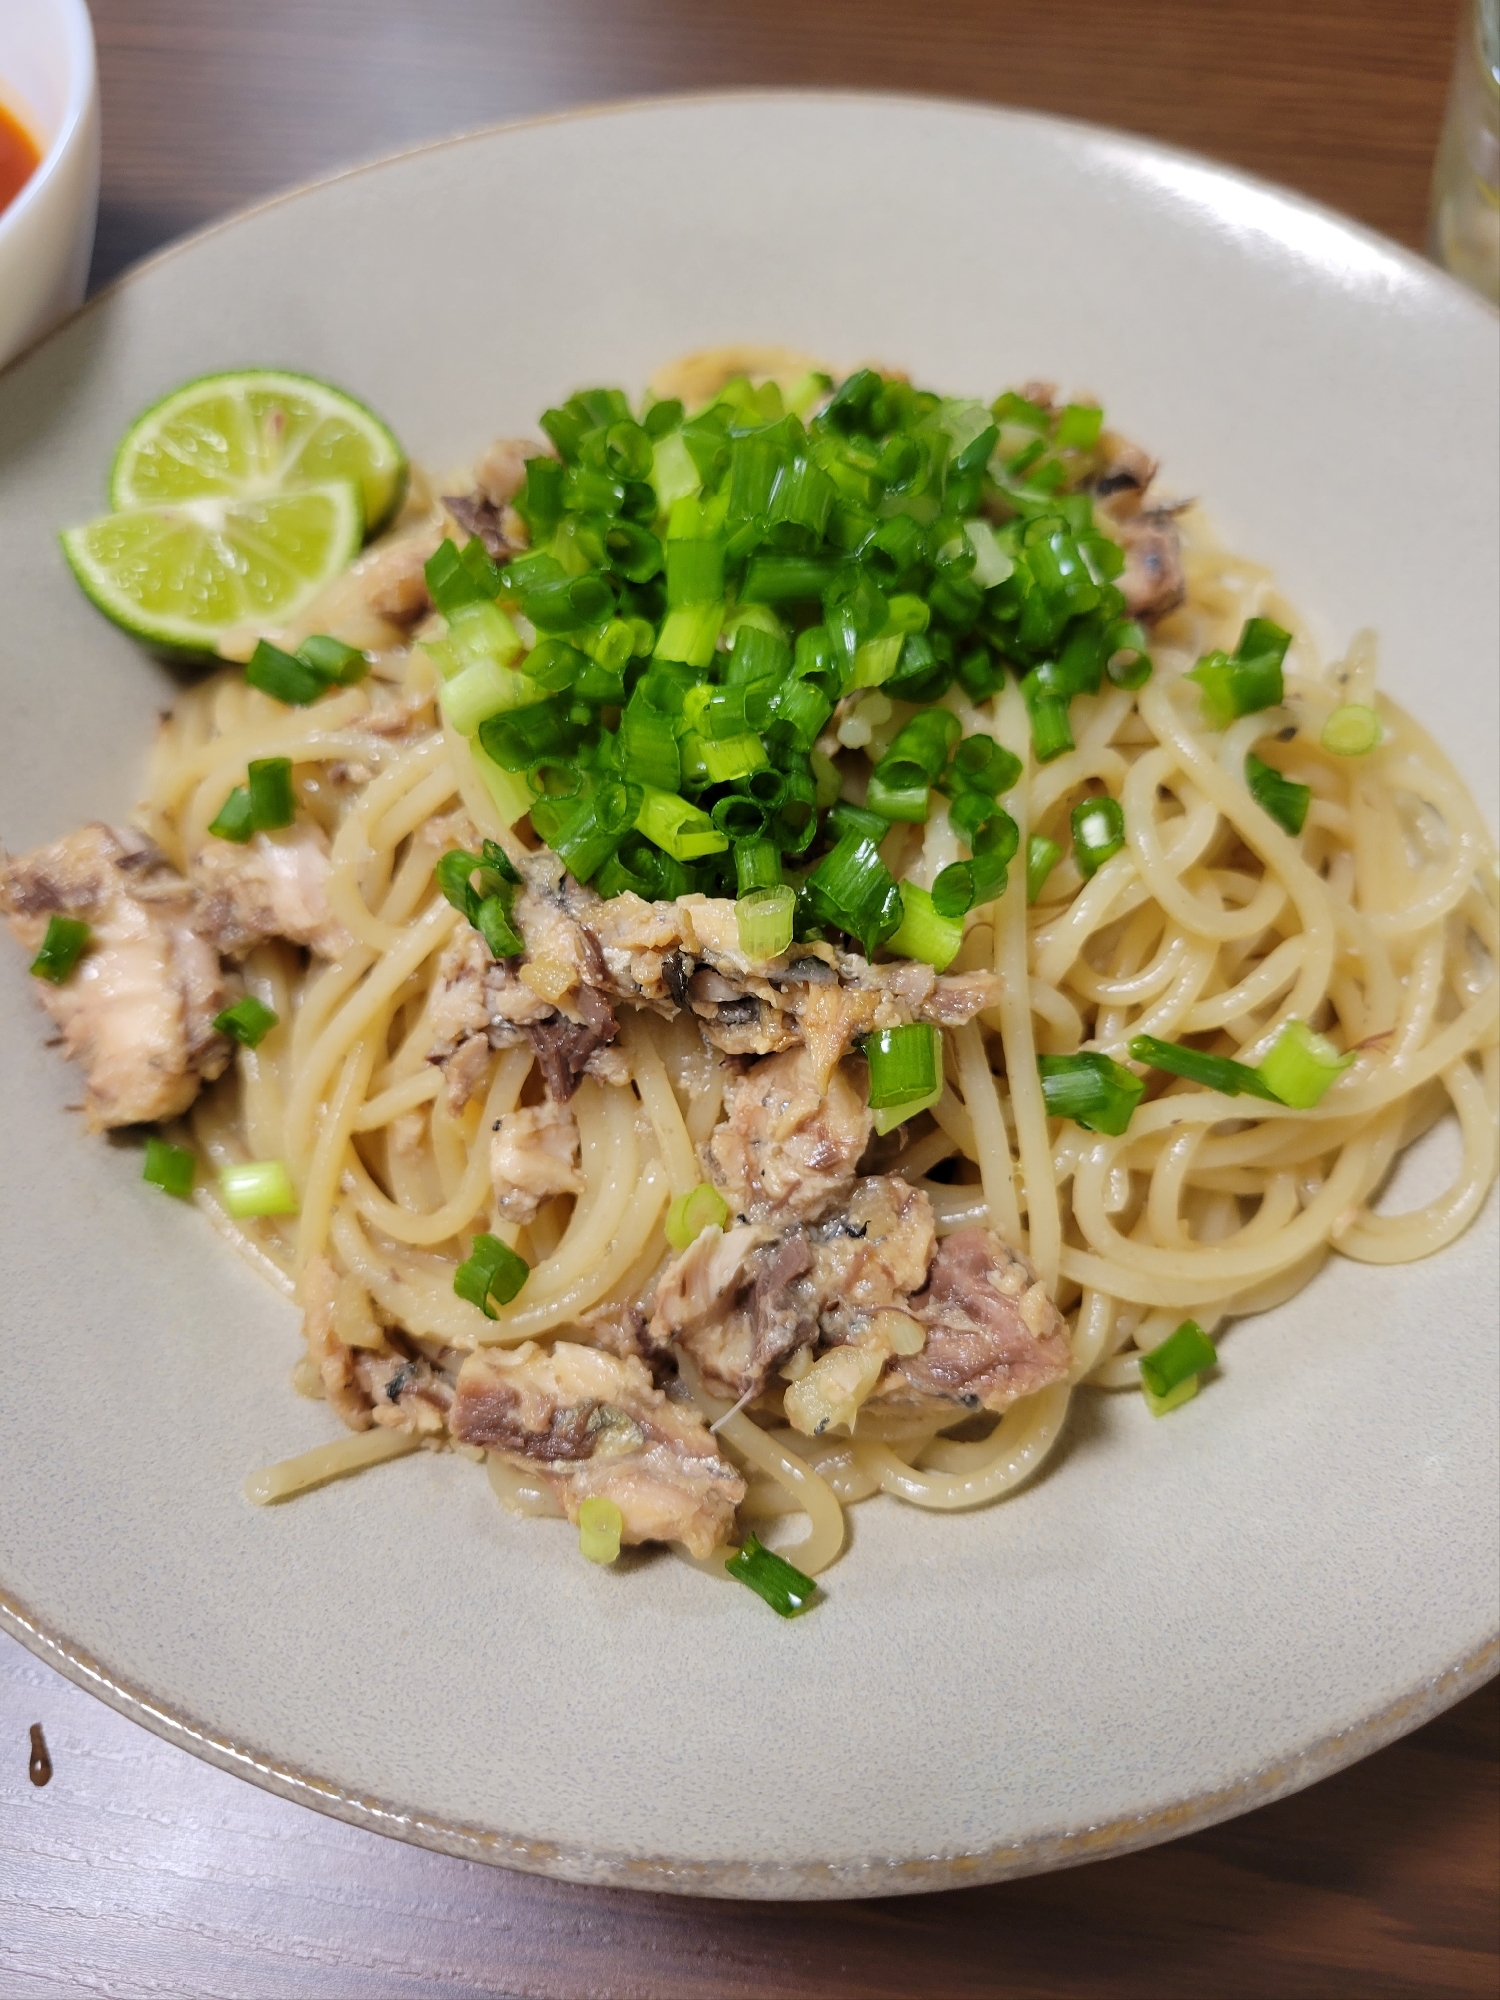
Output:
top-left (6, 356), bottom-right (1496, 1597)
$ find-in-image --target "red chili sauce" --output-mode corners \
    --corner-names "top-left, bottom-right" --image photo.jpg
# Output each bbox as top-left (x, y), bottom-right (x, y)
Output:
top-left (0, 99), bottom-right (41, 219)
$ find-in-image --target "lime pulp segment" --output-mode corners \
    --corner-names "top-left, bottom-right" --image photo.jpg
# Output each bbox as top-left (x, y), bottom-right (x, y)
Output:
top-left (107, 369), bottom-right (406, 535)
top-left (60, 482), bottom-right (365, 654)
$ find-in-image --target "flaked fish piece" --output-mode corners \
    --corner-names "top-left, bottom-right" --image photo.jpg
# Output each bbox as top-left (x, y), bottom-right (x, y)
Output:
top-left (1, 822), bottom-right (231, 1129)
top-left (449, 1340), bottom-right (744, 1557)
top-left (708, 1045), bottom-right (872, 1224)
top-left (192, 822), bottom-right (351, 961)
top-left (490, 1098), bottom-right (584, 1223)
top-left (647, 1172), bottom-right (937, 1403)
top-left (301, 1253), bottom-right (457, 1436)
top-left (877, 1227), bottom-right (1073, 1415)
top-left (1110, 507), bottom-right (1187, 624)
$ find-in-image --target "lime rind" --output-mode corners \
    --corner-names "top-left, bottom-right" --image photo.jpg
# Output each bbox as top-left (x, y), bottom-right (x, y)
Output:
top-left (107, 368), bottom-right (407, 537)
top-left (60, 481), bottom-right (365, 657)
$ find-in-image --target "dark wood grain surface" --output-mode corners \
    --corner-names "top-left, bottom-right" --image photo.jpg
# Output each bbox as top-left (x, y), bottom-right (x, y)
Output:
top-left (5, 2), bottom-right (1494, 1994)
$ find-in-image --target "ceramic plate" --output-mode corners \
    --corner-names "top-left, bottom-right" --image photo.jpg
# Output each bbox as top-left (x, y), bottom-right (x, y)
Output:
top-left (1, 94), bottom-right (1495, 1899)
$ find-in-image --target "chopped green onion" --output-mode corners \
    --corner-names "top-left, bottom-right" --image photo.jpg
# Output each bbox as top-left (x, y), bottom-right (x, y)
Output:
top-left (885, 882), bottom-right (962, 972)
top-left (142, 1135), bottom-right (195, 1198)
top-left (1055, 402), bottom-right (1103, 449)
top-left (439, 659), bottom-right (540, 737)
top-left (1037, 1051), bottom-right (1145, 1136)
top-left (247, 758), bottom-right (295, 832)
top-left (734, 838), bottom-right (782, 896)
top-left (619, 700), bottom-right (682, 793)
top-left (1128, 1034), bottom-right (1280, 1101)
top-left (29, 914), bottom-right (90, 983)
top-left (865, 1021), bottom-right (939, 1110)
top-left (1257, 1020), bottom-right (1354, 1108)
top-left (665, 535), bottom-right (725, 607)
top-left (636, 787), bottom-right (728, 862)
top-left (946, 734), bottom-right (1021, 799)
top-left (1187, 617), bottom-right (1292, 728)
top-left (805, 836), bottom-right (903, 955)
top-left (931, 811), bottom-right (1019, 919)
top-left (553, 780), bottom-right (642, 882)
top-left (848, 632), bottom-right (904, 690)
top-left (1321, 703), bottom-right (1382, 756)
top-left (214, 995), bottom-right (279, 1048)
top-left (298, 633), bottom-right (369, 685)
top-left (736, 885), bottom-right (795, 960)
top-left (425, 535), bottom-right (501, 614)
top-left (740, 554), bottom-right (841, 603)
top-left (577, 1495), bottom-right (624, 1565)
top-left (219, 1159), bottom-right (298, 1217)
top-left (1071, 795), bottom-right (1125, 878)
top-left (654, 601), bottom-right (722, 667)
top-left (453, 1231), bottom-right (529, 1317)
top-left (725, 1532), bottom-right (818, 1617)
top-left (1026, 833), bottom-right (1062, 904)
top-left (698, 733), bottom-right (768, 785)
top-left (245, 639), bottom-right (324, 706)
top-left (207, 785), bottom-right (256, 843)
top-left (665, 1182), bottom-right (730, 1253)
top-left (1021, 667), bottom-right (1075, 763)
top-left (1139, 1319), bottom-right (1217, 1409)
top-left (878, 709), bottom-right (962, 794)
top-left (865, 771), bottom-right (930, 822)
top-left (1245, 754), bottom-right (1311, 836)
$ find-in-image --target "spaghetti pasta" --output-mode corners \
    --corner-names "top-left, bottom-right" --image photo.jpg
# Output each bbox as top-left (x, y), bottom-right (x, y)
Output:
top-left (4, 358), bottom-right (1495, 1605)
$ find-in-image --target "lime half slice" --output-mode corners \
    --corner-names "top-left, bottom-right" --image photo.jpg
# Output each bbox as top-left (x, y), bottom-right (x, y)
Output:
top-left (60, 483), bottom-right (365, 656)
top-left (108, 369), bottom-right (407, 536)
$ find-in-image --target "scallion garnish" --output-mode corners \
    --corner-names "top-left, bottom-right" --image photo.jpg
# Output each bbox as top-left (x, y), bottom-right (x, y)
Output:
top-left (142, 1135), bottom-right (196, 1198)
top-left (453, 1231), bottom-right (529, 1317)
top-left (725, 1533), bottom-right (819, 1617)
top-left (220, 1160), bottom-right (298, 1217)
top-left (1139, 1318), bottom-right (1217, 1416)
top-left (885, 882), bottom-right (963, 971)
top-left (1037, 1051), bottom-right (1145, 1136)
top-left (1321, 703), bottom-right (1382, 756)
top-left (209, 757), bottom-right (297, 843)
top-left (1026, 833), bottom-right (1062, 904)
top-left (863, 1021), bottom-right (942, 1134)
top-left (394, 369), bottom-right (1161, 960)
top-left (29, 914), bottom-right (90, 983)
top-left (577, 1496), bottom-right (624, 1565)
top-left (1257, 1020), bottom-right (1354, 1108)
top-left (665, 1182), bottom-right (730, 1253)
top-left (1128, 1034), bottom-right (1280, 1101)
top-left (436, 840), bottom-right (524, 959)
top-left (1245, 753), bottom-right (1311, 836)
top-left (1071, 795), bottom-right (1125, 878)
top-left (214, 995), bottom-right (279, 1048)
top-left (1187, 617), bottom-right (1292, 728)
top-left (736, 885), bottom-right (795, 960)
top-left (245, 634), bottom-right (369, 705)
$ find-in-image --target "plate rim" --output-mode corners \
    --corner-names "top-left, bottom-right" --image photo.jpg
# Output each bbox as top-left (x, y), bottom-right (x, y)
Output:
top-left (2, 88), bottom-right (1496, 1899)
top-left (3, 1583), bottom-right (1493, 1898)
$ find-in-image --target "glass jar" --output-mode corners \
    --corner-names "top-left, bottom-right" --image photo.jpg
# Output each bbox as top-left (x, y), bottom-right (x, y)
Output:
top-left (1429, 0), bottom-right (1500, 301)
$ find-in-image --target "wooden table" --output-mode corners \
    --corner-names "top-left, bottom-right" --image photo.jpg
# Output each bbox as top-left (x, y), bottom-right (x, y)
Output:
top-left (6, 2), bottom-right (1495, 1993)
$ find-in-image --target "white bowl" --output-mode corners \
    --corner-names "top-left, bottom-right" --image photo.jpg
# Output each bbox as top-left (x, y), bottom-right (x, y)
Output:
top-left (0, 0), bottom-right (98, 369)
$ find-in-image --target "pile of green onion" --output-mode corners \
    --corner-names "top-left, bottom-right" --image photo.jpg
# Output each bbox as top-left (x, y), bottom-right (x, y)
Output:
top-left (422, 369), bottom-right (1152, 969)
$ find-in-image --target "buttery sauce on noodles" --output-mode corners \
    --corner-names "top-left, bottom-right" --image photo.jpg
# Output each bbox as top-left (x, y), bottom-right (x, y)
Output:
top-left (137, 493), bottom-right (1499, 1577)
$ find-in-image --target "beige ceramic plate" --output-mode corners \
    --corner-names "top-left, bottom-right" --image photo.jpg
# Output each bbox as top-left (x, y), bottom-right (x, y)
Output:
top-left (0, 94), bottom-right (1496, 1899)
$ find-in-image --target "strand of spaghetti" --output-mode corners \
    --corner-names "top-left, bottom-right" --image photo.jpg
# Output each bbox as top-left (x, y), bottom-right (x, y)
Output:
top-left (1337, 1059), bottom-right (1498, 1263)
top-left (1137, 680), bottom-right (1339, 1026)
top-left (1070, 1121), bottom-right (1380, 1290)
top-left (618, 1013), bottom-right (702, 1198)
top-left (952, 1020), bottom-right (1022, 1243)
top-left (345, 1045), bottom-right (533, 1246)
top-left (1180, 935), bottom-right (1304, 1032)
top-left (244, 1426), bottom-right (421, 1504)
top-left (326, 735), bottom-right (452, 950)
top-left (329, 1206), bottom-right (492, 1343)
top-left (713, 1412), bottom-right (844, 1573)
top-left (149, 694), bottom-right (374, 813)
top-left (996, 675), bottom-right (1059, 1285)
top-left (286, 900), bottom-right (459, 1158)
top-left (486, 1080), bottom-right (636, 1301)
top-left (1066, 925), bottom-right (1190, 1008)
top-left (478, 1156), bottom-right (669, 1341)
top-left (854, 1382), bottom-right (1070, 1510)
top-left (929, 1084), bottom-right (979, 1160)
top-left (486, 1452), bottom-right (564, 1518)
top-left (297, 1032), bottom-right (378, 1270)
top-left (353, 1067), bottom-right (441, 1130)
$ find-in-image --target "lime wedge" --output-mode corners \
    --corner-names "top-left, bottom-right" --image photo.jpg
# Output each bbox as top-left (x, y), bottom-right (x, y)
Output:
top-left (108, 369), bottom-right (407, 536)
top-left (60, 483), bottom-right (365, 656)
